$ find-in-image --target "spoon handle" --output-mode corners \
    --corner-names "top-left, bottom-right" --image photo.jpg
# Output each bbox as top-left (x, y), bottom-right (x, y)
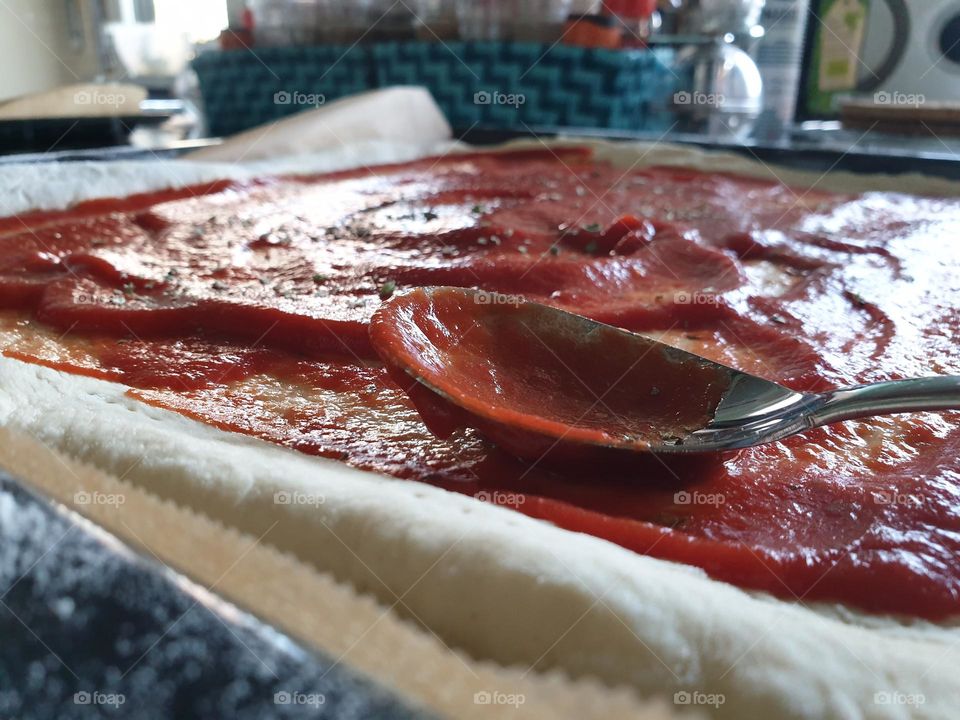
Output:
top-left (809, 376), bottom-right (960, 427)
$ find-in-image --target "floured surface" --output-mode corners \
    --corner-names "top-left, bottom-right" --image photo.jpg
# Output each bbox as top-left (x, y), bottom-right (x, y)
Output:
top-left (1, 139), bottom-right (959, 719)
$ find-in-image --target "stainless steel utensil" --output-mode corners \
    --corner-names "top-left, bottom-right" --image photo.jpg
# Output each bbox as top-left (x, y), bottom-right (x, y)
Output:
top-left (670, 368), bottom-right (960, 453)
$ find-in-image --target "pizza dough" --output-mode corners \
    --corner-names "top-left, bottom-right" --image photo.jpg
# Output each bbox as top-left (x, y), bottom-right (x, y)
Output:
top-left (1, 139), bottom-right (958, 719)
top-left (0, 428), bottom-right (674, 720)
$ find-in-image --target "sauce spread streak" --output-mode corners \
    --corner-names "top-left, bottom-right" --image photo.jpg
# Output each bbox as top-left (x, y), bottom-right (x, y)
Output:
top-left (2, 148), bottom-right (959, 619)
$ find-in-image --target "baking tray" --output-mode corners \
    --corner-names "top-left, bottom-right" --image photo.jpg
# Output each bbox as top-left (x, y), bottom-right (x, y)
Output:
top-left (3, 126), bottom-right (959, 180)
top-left (0, 130), bottom-right (956, 718)
top-left (458, 125), bottom-right (960, 181)
top-left (0, 113), bottom-right (178, 157)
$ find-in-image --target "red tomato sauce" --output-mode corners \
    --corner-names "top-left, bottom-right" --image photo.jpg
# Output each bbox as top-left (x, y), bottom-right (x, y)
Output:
top-left (2, 147), bottom-right (960, 619)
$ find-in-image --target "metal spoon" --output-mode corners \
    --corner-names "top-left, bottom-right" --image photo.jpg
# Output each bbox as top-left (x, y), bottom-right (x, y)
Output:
top-left (370, 287), bottom-right (960, 457)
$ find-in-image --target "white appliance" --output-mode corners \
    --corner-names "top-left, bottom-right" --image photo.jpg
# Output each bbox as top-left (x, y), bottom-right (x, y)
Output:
top-left (860, 0), bottom-right (960, 101)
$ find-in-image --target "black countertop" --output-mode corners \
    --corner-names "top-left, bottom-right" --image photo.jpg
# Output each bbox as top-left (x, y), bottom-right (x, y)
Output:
top-left (3, 123), bottom-right (959, 181)
top-left (0, 474), bottom-right (432, 720)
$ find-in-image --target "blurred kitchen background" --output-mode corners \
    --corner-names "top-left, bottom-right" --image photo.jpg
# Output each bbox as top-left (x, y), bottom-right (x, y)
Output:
top-left (1, 0), bottom-right (959, 167)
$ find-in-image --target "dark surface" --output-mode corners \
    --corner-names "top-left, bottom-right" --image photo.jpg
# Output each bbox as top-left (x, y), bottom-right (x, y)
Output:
top-left (4, 126), bottom-right (960, 182)
top-left (0, 473), bottom-right (432, 720)
top-left (0, 138), bottom-right (217, 165)
top-left (457, 125), bottom-right (960, 181)
top-left (0, 115), bottom-right (170, 157)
